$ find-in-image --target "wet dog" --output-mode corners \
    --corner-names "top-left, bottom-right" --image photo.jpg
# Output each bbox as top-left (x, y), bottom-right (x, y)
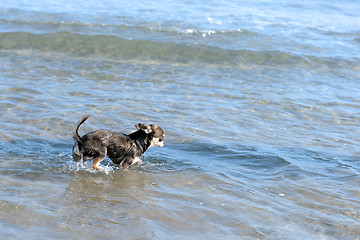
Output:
top-left (72, 115), bottom-right (165, 170)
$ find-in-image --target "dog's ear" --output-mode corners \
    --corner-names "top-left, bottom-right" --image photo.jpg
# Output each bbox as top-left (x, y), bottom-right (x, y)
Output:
top-left (135, 123), bottom-right (141, 130)
top-left (135, 123), bottom-right (152, 134)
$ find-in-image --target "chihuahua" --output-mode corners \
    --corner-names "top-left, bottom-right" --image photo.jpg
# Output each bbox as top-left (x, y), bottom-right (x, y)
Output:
top-left (72, 115), bottom-right (164, 170)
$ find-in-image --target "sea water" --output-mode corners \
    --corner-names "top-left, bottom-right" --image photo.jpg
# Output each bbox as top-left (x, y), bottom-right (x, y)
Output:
top-left (0, 0), bottom-right (359, 239)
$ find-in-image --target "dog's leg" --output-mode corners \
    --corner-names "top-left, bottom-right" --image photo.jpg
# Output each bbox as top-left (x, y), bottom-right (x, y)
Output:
top-left (72, 142), bottom-right (82, 161)
top-left (91, 156), bottom-right (105, 170)
top-left (120, 160), bottom-right (130, 169)
top-left (120, 158), bottom-right (133, 169)
top-left (90, 148), bottom-right (107, 170)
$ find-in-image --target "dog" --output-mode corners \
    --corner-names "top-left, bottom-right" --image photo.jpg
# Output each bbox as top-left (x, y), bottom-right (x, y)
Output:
top-left (72, 115), bottom-right (165, 170)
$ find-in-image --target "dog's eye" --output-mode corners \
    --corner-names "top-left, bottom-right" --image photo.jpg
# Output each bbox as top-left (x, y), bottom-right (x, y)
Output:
top-left (159, 139), bottom-right (163, 142)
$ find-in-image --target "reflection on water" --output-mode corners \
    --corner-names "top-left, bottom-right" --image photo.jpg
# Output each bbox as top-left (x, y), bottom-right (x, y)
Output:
top-left (1, 139), bottom-right (359, 238)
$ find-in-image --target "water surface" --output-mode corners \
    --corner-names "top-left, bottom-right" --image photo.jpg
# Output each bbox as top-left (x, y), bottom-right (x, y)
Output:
top-left (0, 0), bottom-right (359, 239)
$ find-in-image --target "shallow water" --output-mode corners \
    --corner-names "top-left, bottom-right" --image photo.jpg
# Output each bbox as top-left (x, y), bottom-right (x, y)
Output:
top-left (1, 0), bottom-right (360, 239)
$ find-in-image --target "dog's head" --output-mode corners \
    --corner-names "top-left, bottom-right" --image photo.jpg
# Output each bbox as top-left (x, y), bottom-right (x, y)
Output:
top-left (135, 123), bottom-right (165, 147)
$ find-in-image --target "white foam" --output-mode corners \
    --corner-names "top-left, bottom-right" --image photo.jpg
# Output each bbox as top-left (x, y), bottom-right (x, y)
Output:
top-left (67, 161), bottom-right (117, 175)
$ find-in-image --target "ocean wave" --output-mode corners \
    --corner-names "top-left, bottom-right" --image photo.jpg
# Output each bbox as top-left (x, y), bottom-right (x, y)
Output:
top-left (0, 8), bottom-right (257, 38)
top-left (1, 31), bottom-right (356, 70)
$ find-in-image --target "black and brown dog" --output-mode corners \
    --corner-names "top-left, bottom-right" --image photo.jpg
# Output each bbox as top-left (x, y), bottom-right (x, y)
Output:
top-left (72, 115), bottom-right (165, 170)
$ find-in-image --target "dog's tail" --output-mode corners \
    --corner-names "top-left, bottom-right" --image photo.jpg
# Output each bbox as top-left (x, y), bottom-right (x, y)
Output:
top-left (74, 115), bottom-right (90, 143)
